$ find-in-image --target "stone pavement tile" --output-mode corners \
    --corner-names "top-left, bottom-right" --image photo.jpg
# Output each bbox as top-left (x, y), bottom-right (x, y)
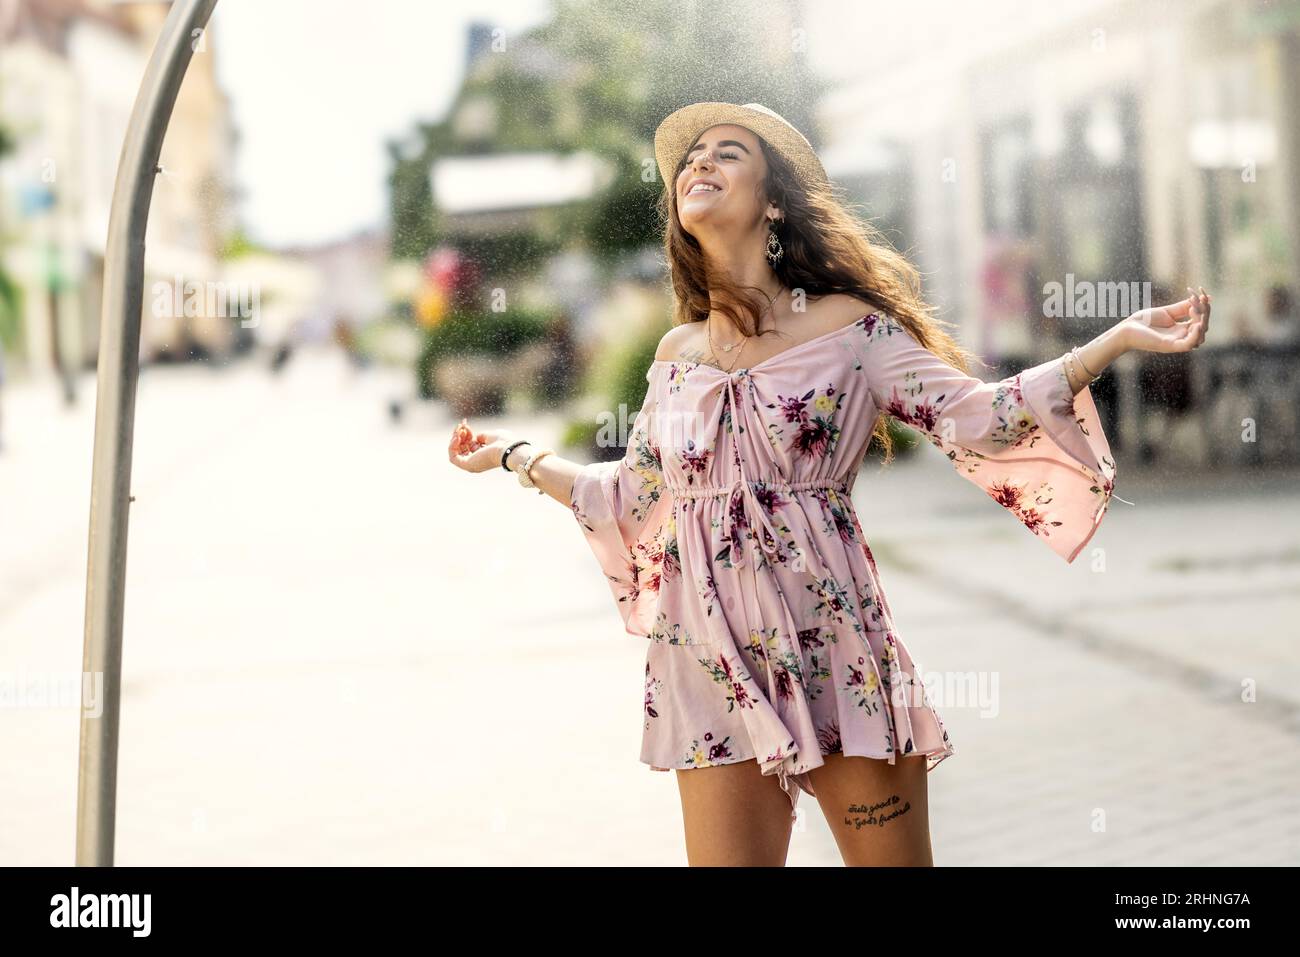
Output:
top-left (879, 599), bottom-right (1300, 865)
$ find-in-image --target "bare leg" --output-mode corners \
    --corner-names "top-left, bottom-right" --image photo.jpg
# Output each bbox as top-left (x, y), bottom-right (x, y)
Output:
top-left (805, 752), bottom-right (934, 866)
top-left (674, 758), bottom-right (796, 866)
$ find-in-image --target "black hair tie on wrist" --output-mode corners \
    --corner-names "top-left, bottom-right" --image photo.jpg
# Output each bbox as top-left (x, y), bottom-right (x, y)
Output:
top-left (501, 439), bottom-right (531, 472)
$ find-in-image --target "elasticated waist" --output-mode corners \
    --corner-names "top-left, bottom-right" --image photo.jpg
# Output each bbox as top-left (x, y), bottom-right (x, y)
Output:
top-left (670, 477), bottom-right (852, 499)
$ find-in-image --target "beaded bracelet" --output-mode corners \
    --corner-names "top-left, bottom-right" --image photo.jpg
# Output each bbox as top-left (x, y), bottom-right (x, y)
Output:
top-left (1065, 350), bottom-right (1098, 391)
top-left (1071, 346), bottom-right (1100, 378)
top-left (517, 448), bottom-right (555, 494)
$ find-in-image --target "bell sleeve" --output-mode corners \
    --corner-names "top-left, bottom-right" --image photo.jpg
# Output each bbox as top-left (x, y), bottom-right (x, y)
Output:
top-left (853, 312), bottom-right (1117, 564)
top-left (569, 364), bottom-right (673, 637)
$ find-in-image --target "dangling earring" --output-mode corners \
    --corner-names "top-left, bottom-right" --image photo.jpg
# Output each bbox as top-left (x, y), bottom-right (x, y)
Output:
top-left (765, 218), bottom-right (784, 267)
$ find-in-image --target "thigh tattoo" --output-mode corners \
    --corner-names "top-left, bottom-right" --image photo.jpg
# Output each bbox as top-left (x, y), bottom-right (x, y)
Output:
top-left (844, 793), bottom-right (912, 830)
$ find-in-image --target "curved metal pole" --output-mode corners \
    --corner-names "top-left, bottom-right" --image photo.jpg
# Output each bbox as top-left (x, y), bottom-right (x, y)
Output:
top-left (77, 0), bottom-right (219, 867)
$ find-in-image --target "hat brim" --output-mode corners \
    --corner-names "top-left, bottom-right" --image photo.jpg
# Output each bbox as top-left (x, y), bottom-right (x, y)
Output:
top-left (653, 101), bottom-right (829, 196)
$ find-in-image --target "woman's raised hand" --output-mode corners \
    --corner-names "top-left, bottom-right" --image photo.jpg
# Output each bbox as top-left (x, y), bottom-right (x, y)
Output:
top-left (1121, 286), bottom-right (1211, 354)
top-left (448, 419), bottom-right (516, 474)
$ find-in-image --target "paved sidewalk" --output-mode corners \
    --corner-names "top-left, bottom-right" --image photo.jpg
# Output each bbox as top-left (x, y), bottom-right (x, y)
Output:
top-left (1, 349), bottom-right (1296, 865)
top-left (859, 444), bottom-right (1300, 865)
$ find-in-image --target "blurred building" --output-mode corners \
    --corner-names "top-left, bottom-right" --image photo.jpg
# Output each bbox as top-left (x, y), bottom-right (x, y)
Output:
top-left (821, 0), bottom-right (1300, 462)
top-left (428, 149), bottom-right (616, 343)
top-left (285, 227), bottom-right (389, 334)
top-left (217, 247), bottom-right (321, 350)
top-left (431, 151), bottom-right (615, 237)
top-left (0, 0), bottom-right (239, 382)
top-left (407, 20), bottom-right (645, 349)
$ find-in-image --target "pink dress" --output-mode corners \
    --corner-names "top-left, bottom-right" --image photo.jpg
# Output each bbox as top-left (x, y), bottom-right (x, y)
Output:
top-left (569, 310), bottom-right (1117, 819)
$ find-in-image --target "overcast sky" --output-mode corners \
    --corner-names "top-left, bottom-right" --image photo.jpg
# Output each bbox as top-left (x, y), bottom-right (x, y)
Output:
top-left (209, 0), bottom-right (550, 249)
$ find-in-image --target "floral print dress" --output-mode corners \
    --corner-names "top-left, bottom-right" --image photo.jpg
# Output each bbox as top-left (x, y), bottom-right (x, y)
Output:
top-left (569, 310), bottom-right (1117, 820)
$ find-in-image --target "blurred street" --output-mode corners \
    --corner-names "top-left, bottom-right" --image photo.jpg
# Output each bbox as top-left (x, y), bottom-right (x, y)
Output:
top-left (2, 350), bottom-right (1297, 865)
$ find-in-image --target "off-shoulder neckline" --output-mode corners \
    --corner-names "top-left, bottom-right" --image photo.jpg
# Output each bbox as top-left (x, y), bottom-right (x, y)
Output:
top-left (651, 312), bottom-right (878, 377)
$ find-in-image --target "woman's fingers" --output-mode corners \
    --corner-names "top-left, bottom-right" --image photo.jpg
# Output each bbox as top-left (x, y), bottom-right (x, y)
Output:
top-left (1165, 296), bottom-right (1193, 321)
top-left (1189, 287), bottom-right (1210, 342)
top-left (449, 419), bottom-right (485, 466)
top-left (1127, 286), bottom-right (1211, 353)
top-left (1187, 286), bottom-right (1212, 320)
top-left (1149, 314), bottom-right (1200, 351)
top-left (450, 440), bottom-right (470, 467)
top-left (1177, 315), bottom-right (1206, 351)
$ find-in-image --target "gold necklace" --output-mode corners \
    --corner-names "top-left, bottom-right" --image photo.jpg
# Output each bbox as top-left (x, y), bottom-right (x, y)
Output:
top-left (708, 287), bottom-right (784, 372)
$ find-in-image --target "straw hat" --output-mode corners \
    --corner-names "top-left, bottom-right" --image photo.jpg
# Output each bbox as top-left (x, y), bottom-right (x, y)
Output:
top-left (653, 101), bottom-right (829, 194)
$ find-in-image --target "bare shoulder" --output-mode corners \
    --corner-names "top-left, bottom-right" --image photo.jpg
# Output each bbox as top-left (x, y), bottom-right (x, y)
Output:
top-left (805, 293), bottom-right (887, 333)
top-left (655, 322), bottom-right (704, 362)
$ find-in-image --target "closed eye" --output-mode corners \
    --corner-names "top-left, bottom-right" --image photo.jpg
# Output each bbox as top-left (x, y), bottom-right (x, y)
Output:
top-left (681, 149), bottom-right (742, 171)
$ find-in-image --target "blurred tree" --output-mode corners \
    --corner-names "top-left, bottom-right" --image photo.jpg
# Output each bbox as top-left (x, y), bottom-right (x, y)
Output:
top-left (216, 225), bottom-right (269, 261)
top-left (0, 118), bottom-right (20, 349)
top-left (530, 0), bottom-right (830, 262)
top-left (563, 319), bottom-right (662, 461)
top-left (386, 122), bottom-right (448, 261)
top-left (415, 304), bottom-right (551, 399)
top-left (386, 0), bottom-right (830, 267)
top-left (0, 267), bottom-right (19, 352)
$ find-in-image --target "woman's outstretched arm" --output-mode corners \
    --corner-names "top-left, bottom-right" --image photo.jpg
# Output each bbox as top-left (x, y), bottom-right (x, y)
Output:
top-left (1064, 286), bottom-right (1211, 394)
top-left (447, 427), bottom-right (581, 506)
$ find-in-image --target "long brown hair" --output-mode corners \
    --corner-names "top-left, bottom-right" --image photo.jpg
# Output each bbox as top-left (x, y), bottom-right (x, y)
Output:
top-left (655, 134), bottom-right (980, 463)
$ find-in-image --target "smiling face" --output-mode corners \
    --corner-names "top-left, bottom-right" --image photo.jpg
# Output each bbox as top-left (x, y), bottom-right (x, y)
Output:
top-left (674, 123), bottom-right (775, 238)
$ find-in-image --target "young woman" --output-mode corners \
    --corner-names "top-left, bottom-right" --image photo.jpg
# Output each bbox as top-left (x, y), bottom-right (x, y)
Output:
top-left (448, 102), bottom-right (1211, 866)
